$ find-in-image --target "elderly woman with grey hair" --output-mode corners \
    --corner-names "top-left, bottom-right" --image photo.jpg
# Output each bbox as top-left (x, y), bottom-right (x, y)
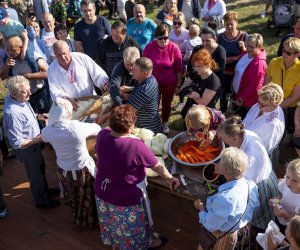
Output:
top-left (194, 147), bottom-right (259, 250)
top-left (41, 98), bottom-right (101, 227)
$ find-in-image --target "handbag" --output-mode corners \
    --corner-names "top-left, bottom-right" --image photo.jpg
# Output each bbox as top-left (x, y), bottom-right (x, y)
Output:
top-left (198, 183), bottom-right (250, 250)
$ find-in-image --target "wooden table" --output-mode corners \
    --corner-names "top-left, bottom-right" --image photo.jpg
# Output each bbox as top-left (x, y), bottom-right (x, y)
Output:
top-left (147, 156), bottom-right (220, 202)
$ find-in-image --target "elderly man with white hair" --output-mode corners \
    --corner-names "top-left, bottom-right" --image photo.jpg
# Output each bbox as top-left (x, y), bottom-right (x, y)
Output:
top-left (3, 75), bottom-right (60, 209)
top-left (48, 40), bottom-right (109, 109)
top-left (41, 98), bottom-right (101, 227)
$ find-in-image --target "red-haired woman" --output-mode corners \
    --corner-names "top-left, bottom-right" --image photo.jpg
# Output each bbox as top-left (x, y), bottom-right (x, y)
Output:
top-left (181, 49), bottom-right (221, 119)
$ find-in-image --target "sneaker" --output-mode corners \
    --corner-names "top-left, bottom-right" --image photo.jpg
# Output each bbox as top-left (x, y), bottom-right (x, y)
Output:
top-left (0, 208), bottom-right (7, 218)
top-left (162, 122), bottom-right (169, 134)
top-left (260, 11), bottom-right (266, 18)
top-left (172, 102), bottom-right (185, 112)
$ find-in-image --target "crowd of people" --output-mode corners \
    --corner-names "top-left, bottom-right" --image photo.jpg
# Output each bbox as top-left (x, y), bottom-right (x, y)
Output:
top-left (0, 0), bottom-right (300, 249)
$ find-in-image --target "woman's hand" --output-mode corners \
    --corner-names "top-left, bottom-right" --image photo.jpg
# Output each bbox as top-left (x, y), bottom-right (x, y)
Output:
top-left (267, 233), bottom-right (280, 250)
top-left (233, 98), bottom-right (243, 107)
top-left (166, 176), bottom-right (180, 191)
top-left (188, 91), bottom-right (200, 100)
top-left (274, 206), bottom-right (292, 221)
top-left (194, 199), bottom-right (205, 211)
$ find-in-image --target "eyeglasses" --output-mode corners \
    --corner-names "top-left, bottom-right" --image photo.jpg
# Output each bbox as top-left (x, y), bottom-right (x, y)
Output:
top-left (173, 21), bottom-right (182, 26)
top-left (157, 36), bottom-right (169, 41)
top-left (258, 100), bottom-right (271, 108)
top-left (282, 48), bottom-right (296, 56)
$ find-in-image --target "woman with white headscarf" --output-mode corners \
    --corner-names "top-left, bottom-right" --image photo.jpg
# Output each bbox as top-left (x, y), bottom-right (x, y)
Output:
top-left (41, 98), bottom-right (101, 227)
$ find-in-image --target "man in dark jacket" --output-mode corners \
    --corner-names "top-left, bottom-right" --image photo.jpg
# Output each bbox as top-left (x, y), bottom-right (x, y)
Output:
top-left (96, 20), bottom-right (140, 77)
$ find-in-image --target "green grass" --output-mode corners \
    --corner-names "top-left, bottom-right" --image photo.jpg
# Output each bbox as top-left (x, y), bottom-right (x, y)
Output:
top-left (1, 0), bottom-right (286, 128)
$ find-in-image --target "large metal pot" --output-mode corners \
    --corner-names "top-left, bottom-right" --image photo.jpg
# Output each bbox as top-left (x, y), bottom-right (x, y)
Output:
top-left (168, 131), bottom-right (225, 168)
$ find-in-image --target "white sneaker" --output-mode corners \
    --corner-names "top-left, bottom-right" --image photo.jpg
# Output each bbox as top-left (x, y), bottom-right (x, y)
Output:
top-left (260, 11), bottom-right (266, 18)
top-left (173, 102), bottom-right (185, 112)
top-left (162, 122), bottom-right (169, 134)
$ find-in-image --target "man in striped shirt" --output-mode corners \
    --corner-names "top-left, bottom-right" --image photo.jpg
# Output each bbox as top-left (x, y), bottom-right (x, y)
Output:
top-left (128, 57), bottom-right (161, 133)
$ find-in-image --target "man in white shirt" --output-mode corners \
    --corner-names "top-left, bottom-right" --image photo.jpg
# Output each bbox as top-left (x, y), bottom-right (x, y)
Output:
top-left (41, 13), bottom-right (56, 62)
top-left (48, 40), bottom-right (109, 109)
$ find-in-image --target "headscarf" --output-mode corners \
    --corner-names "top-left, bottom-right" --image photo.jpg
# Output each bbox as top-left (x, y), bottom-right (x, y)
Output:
top-left (48, 98), bottom-right (73, 126)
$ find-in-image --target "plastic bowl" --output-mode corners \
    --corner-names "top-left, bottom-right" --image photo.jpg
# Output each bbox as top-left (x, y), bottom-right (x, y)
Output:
top-left (168, 131), bottom-right (225, 168)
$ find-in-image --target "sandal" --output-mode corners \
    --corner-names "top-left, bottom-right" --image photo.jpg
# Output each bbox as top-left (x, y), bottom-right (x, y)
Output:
top-left (148, 233), bottom-right (168, 250)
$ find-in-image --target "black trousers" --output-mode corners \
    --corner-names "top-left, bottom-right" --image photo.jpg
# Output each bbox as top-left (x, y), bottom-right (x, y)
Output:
top-left (14, 143), bottom-right (49, 205)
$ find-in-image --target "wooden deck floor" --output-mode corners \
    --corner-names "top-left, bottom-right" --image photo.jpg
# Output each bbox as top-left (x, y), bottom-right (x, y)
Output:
top-left (0, 146), bottom-right (200, 250)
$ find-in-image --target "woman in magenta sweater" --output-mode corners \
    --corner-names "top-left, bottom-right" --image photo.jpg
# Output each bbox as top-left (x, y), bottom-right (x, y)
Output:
top-left (143, 23), bottom-right (183, 134)
top-left (231, 33), bottom-right (267, 119)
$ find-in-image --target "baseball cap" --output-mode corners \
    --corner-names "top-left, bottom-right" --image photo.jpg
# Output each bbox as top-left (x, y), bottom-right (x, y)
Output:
top-left (0, 7), bottom-right (8, 21)
top-left (0, 0), bottom-right (8, 3)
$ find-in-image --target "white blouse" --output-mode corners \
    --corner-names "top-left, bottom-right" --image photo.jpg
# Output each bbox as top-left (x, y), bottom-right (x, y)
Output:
top-left (240, 130), bottom-right (272, 183)
top-left (243, 104), bottom-right (285, 155)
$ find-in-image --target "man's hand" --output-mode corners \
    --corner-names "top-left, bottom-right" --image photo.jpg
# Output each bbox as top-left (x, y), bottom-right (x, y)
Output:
top-left (37, 113), bottom-right (48, 121)
top-left (6, 57), bottom-right (16, 67)
top-left (120, 86), bottom-right (133, 93)
top-left (65, 96), bottom-right (79, 111)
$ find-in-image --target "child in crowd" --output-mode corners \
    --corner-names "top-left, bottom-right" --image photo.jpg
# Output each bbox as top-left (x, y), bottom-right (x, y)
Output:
top-left (180, 24), bottom-right (202, 65)
top-left (54, 23), bottom-right (75, 52)
top-left (269, 159), bottom-right (300, 234)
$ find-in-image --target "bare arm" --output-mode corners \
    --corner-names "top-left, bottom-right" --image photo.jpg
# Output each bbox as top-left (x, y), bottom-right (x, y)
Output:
top-left (280, 85), bottom-right (300, 108)
top-left (20, 30), bottom-right (29, 60)
top-left (294, 105), bottom-right (300, 137)
top-left (151, 163), bottom-right (180, 191)
top-left (188, 89), bottom-right (217, 106)
top-left (75, 40), bottom-right (85, 53)
top-left (20, 135), bottom-right (42, 148)
top-left (23, 58), bottom-right (48, 80)
top-left (264, 74), bottom-right (271, 86)
top-left (226, 55), bottom-right (240, 64)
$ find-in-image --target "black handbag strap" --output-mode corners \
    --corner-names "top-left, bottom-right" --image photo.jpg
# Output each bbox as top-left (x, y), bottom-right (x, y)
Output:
top-left (216, 182), bottom-right (250, 240)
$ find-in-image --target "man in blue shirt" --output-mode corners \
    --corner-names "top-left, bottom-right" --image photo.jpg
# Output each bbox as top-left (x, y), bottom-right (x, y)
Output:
top-left (3, 75), bottom-right (60, 209)
top-left (74, 0), bottom-right (111, 60)
top-left (127, 4), bottom-right (156, 52)
top-left (128, 57), bottom-right (161, 133)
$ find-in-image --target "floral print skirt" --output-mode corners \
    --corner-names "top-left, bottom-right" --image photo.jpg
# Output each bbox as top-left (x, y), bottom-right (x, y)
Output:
top-left (95, 196), bottom-right (153, 250)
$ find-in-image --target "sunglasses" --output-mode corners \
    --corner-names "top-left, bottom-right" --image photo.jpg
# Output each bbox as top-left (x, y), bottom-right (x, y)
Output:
top-left (157, 36), bottom-right (169, 41)
top-left (282, 48), bottom-right (296, 56)
top-left (173, 21), bottom-right (182, 26)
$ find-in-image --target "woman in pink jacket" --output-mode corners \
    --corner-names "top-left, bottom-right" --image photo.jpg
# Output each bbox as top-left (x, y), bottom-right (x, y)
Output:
top-left (144, 23), bottom-right (183, 134)
top-left (231, 33), bottom-right (267, 119)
